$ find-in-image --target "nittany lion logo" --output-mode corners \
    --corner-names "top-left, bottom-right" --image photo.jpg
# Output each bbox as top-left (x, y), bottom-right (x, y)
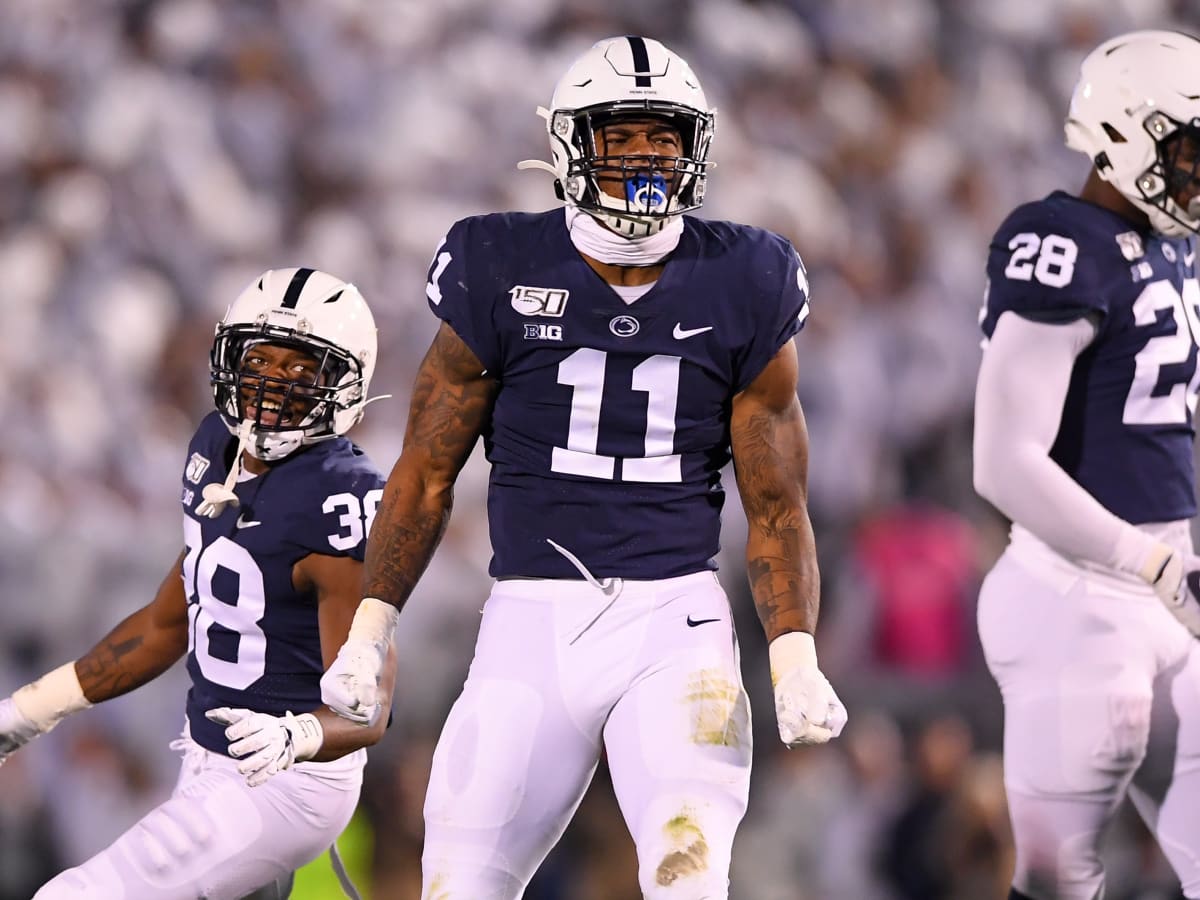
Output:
top-left (609, 315), bottom-right (640, 337)
top-left (626, 174), bottom-right (669, 213)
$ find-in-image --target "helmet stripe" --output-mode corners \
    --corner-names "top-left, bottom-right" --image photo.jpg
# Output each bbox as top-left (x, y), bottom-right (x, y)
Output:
top-left (281, 267), bottom-right (315, 308)
top-left (626, 35), bottom-right (652, 87)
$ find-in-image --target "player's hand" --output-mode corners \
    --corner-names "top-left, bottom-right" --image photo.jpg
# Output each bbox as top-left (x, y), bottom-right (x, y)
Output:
top-left (0, 696), bottom-right (42, 766)
top-left (205, 707), bottom-right (323, 787)
top-left (1140, 543), bottom-right (1200, 638)
top-left (320, 597), bottom-right (399, 726)
top-left (320, 640), bottom-right (386, 725)
top-left (769, 632), bottom-right (847, 747)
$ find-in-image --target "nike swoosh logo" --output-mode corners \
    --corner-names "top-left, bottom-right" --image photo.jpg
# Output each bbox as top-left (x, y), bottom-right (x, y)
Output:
top-left (673, 323), bottom-right (713, 340)
top-left (235, 515), bottom-right (262, 530)
top-left (686, 616), bottom-right (721, 627)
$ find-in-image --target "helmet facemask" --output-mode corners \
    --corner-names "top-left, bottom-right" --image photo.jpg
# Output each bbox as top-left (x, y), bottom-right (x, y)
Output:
top-left (1131, 113), bottom-right (1200, 236)
top-left (552, 104), bottom-right (714, 236)
top-left (211, 324), bottom-right (366, 462)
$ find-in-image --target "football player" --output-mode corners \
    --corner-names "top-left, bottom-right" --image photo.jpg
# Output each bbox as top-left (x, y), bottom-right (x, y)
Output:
top-left (321, 36), bottom-right (846, 898)
top-left (973, 31), bottom-right (1200, 900)
top-left (0, 268), bottom-right (396, 899)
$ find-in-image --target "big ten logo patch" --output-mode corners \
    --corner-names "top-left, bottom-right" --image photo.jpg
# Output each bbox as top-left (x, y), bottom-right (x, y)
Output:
top-left (510, 285), bottom-right (569, 317)
top-left (524, 323), bottom-right (563, 341)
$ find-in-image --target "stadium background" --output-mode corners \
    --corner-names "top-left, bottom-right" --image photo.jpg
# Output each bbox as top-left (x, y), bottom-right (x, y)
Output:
top-left (1, 0), bottom-right (1198, 897)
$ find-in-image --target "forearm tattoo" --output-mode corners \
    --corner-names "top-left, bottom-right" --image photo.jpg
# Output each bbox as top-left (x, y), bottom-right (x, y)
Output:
top-left (75, 631), bottom-right (148, 703)
top-left (736, 404), bottom-right (819, 642)
top-left (363, 325), bottom-right (497, 609)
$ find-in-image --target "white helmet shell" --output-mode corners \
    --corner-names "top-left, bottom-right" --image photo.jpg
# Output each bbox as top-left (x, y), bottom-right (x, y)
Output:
top-left (1065, 30), bottom-right (1200, 236)
top-left (528, 36), bottom-right (716, 237)
top-left (211, 267), bottom-right (377, 460)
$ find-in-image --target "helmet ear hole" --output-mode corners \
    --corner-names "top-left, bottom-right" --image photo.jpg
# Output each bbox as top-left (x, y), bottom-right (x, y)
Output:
top-left (1101, 122), bottom-right (1127, 143)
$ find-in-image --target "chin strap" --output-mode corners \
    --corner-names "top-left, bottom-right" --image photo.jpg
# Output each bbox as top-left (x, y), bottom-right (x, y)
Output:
top-left (196, 419), bottom-right (254, 518)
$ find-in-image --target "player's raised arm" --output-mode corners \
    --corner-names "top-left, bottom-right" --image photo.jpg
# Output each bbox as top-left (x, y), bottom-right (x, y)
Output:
top-left (0, 551), bottom-right (190, 765)
top-left (730, 340), bottom-right (846, 747)
top-left (321, 321), bottom-right (499, 723)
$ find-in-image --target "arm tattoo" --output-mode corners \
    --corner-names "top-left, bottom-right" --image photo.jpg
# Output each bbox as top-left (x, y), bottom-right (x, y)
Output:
top-left (75, 632), bottom-right (149, 702)
top-left (735, 402), bottom-right (820, 642)
top-left (363, 324), bottom-right (497, 608)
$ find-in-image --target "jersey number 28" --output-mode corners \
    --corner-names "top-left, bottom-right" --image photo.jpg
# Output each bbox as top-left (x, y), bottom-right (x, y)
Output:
top-left (1124, 278), bottom-right (1200, 425)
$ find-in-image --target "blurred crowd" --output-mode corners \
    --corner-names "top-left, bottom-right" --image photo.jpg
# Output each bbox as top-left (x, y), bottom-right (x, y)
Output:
top-left (2, 0), bottom-right (1199, 897)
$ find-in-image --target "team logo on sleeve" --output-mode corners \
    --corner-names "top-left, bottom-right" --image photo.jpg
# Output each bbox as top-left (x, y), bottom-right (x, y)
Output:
top-left (185, 453), bottom-right (210, 484)
top-left (1115, 231), bottom-right (1145, 261)
top-left (510, 286), bottom-right (569, 317)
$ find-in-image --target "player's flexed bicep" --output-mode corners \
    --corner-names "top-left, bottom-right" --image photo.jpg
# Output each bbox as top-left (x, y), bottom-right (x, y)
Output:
top-left (730, 341), bottom-right (845, 747)
top-left (321, 322), bottom-right (499, 724)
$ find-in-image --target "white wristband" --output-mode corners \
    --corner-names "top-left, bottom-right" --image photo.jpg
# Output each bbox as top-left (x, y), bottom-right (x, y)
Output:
top-left (348, 597), bottom-right (401, 647)
top-left (768, 631), bottom-right (818, 686)
top-left (286, 712), bottom-right (324, 762)
top-left (1111, 523), bottom-right (1167, 578)
top-left (12, 662), bottom-right (92, 734)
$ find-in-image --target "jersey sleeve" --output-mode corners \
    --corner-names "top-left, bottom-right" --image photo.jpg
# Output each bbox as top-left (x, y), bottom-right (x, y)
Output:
top-left (425, 217), bottom-right (502, 372)
top-left (981, 205), bottom-right (1114, 339)
top-left (733, 234), bottom-right (810, 392)
top-left (284, 454), bottom-right (386, 561)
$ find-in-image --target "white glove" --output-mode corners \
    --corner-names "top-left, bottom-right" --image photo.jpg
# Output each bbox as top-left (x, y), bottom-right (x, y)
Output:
top-left (320, 597), bottom-right (398, 725)
top-left (205, 707), bottom-right (324, 787)
top-left (769, 631), bottom-right (847, 747)
top-left (1138, 542), bottom-right (1200, 638)
top-left (0, 697), bottom-right (42, 766)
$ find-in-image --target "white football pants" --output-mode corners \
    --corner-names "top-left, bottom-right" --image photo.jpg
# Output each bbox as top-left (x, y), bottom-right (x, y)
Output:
top-left (979, 545), bottom-right (1200, 900)
top-left (33, 731), bottom-right (364, 899)
top-left (421, 571), bottom-right (753, 899)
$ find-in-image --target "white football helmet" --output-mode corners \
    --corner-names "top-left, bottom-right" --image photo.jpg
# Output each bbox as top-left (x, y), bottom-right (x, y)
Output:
top-left (1065, 30), bottom-right (1200, 236)
top-left (210, 267), bottom-right (377, 461)
top-left (520, 36), bottom-right (715, 237)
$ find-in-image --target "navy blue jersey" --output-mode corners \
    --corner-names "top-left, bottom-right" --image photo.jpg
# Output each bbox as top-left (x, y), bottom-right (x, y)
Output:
top-left (179, 412), bottom-right (385, 754)
top-left (981, 191), bottom-right (1200, 524)
top-left (426, 209), bottom-right (809, 579)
